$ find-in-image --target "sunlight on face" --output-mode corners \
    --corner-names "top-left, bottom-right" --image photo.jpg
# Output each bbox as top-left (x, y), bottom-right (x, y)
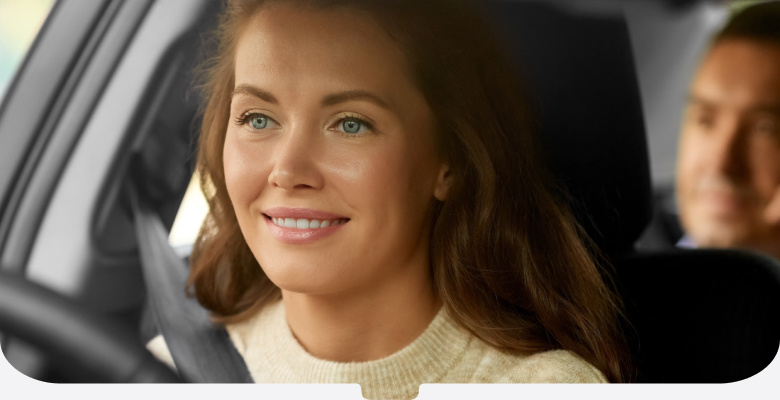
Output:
top-left (677, 39), bottom-right (780, 253)
top-left (223, 3), bottom-right (450, 296)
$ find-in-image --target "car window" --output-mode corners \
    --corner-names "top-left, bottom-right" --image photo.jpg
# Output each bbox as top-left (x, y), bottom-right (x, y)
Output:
top-left (0, 0), bottom-right (55, 100)
top-left (169, 172), bottom-right (208, 248)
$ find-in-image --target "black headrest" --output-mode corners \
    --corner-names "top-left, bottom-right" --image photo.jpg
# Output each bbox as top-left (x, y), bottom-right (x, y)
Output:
top-left (616, 249), bottom-right (780, 382)
top-left (488, 1), bottom-right (653, 255)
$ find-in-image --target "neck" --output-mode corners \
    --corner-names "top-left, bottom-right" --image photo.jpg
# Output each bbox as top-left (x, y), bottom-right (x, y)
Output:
top-left (281, 265), bottom-right (440, 362)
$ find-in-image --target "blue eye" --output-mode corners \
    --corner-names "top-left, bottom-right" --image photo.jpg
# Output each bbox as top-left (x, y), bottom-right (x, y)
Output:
top-left (250, 115), bottom-right (270, 129)
top-left (235, 112), bottom-right (277, 130)
top-left (338, 117), bottom-right (371, 135)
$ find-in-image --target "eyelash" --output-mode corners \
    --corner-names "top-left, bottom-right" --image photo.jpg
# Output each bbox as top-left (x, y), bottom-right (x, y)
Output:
top-left (234, 111), bottom-right (269, 126)
top-left (332, 113), bottom-right (374, 136)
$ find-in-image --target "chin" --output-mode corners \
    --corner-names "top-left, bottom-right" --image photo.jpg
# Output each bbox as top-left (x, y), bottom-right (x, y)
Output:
top-left (690, 223), bottom-right (752, 249)
top-left (261, 264), bottom-right (351, 296)
top-left (687, 207), bottom-right (755, 243)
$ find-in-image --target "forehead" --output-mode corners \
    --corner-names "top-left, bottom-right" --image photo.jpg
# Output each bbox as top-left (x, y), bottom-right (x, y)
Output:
top-left (233, 3), bottom-right (415, 102)
top-left (692, 39), bottom-right (780, 109)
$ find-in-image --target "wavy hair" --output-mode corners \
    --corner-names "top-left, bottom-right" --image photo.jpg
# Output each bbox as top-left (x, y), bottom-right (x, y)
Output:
top-left (188, 0), bottom-right (633, 383)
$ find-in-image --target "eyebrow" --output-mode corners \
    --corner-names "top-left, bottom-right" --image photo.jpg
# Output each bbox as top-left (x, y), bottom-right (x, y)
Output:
top-left (688, 94), bottom-right (780, 115)
top-left (321, 90), bottom-right (391, 110)
top-left (687, 95), bottom-right (715, 109)
top-left (232, 84), bottom-right (391, 110)
top-left (232, 84), bottom-right (278, 104)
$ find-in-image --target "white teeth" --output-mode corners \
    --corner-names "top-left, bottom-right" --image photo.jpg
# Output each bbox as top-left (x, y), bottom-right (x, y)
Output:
top-left (271, 217), bottom-right (345, 229)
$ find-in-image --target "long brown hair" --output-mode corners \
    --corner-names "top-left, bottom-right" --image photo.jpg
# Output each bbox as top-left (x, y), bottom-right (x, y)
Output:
top-left (188, 0), bottom-right (633, 383)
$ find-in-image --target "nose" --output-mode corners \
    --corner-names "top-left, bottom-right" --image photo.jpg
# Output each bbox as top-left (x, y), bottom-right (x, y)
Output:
top-left (268, 125), bottom-right (324, 191)
top-left (710, 120), bottom-right (748, 181)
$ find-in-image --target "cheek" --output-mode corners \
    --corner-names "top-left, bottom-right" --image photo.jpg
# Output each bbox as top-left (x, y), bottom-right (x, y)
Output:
top-left (676, 132), bottom-right (702, 223)
top-left (764, 184), bottom-right (780, 225)
top-left (330, 142), bottom-right (429, 219)
top-left (330, 146), bottom-right (401, 208)
top-left (677, 132), bottom-right (704, 190)
top-left (223, 130), bottom-right (268, 209)
top-left (750, 145), bottom-right (780, 200)
top-left (321, 145), bottom-right (373, 186)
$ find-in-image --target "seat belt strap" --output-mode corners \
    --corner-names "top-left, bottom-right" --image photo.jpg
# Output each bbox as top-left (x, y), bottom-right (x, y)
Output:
top-left (129, 184), bottom-right (253, 383)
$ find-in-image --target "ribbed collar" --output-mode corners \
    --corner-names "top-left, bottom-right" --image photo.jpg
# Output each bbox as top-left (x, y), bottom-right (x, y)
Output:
top-left (229, 300), bottom-right (472, 399)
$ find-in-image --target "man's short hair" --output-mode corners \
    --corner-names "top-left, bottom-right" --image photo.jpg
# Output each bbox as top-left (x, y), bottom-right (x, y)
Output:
top-left (716, 2), bottom-right (780, 46)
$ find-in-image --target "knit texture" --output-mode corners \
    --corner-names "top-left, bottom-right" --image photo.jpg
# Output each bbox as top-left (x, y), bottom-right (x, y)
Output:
top-left (147, 300), bottom-right (607, 398)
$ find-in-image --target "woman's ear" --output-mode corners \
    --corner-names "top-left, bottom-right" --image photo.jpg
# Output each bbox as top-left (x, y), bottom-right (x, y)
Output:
top-left (434, 164), bottom-right (452, 201)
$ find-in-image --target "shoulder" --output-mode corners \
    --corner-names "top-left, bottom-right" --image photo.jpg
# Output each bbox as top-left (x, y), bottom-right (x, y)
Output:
top-left (144, 300), bottom-right (281, 376)
top-left (224, 298), bottom-right (284, 354)
top-left (146, 334), bottom-right (177, 371)
top-left (465, 345), bottom-right (608, 383)
top-left (515, 349), bottom-right (608, 383)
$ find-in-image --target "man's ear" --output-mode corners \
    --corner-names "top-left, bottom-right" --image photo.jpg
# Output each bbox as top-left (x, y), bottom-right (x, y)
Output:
top-left (434, 164), bottom-right (452, 201)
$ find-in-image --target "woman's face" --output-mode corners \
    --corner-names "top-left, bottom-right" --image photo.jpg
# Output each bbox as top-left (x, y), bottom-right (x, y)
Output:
top-left (224, 3), bottom-right (450, 296)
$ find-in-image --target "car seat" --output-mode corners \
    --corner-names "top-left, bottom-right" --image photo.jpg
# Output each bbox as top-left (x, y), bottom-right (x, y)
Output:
top-left (487, 0), bottom-right (780, 383)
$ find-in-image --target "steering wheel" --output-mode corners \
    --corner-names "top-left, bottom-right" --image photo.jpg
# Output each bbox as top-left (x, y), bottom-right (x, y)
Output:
top-left (0, 270), bottom-right (182, 383)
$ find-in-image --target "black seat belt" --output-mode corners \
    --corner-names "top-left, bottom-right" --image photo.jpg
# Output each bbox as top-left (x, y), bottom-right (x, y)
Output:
top-left (129, 184), bottom-right (253, 383)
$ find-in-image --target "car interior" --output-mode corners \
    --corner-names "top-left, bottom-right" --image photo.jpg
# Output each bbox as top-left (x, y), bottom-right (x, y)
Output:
top-left (0, 0), bottom-right (778, 388)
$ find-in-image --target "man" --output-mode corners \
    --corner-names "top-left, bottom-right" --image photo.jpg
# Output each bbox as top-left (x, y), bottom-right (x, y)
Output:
top-left (676, 2), bottom-right (780, 259)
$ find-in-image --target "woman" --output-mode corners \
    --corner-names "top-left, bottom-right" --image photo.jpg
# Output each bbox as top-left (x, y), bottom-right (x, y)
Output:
top-left (148, 0), bottom-right (633, 396)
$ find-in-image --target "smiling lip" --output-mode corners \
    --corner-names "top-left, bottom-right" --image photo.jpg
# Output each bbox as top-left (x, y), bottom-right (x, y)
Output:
top-left (262, 207), bottom-right (349, 244)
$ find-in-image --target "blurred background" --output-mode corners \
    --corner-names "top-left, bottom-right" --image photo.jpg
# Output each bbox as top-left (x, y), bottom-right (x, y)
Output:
top-left (0, 0), bottom-right (206, 249)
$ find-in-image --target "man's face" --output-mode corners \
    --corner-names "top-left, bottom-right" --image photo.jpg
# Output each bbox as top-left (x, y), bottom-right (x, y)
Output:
top-left (677, 38), bottom-right (780, 257)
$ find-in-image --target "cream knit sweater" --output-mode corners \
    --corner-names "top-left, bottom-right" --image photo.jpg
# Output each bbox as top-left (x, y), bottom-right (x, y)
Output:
top-left (147, 300), bottom-right (607, 398)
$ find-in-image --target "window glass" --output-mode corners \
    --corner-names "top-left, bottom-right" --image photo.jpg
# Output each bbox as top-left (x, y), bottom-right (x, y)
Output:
top-left (0, 0), bottom-right (205, 249)
top-left (0, 0), bottom-right (55, 99)
top-left (169, 172), bottom-right (209, 248)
